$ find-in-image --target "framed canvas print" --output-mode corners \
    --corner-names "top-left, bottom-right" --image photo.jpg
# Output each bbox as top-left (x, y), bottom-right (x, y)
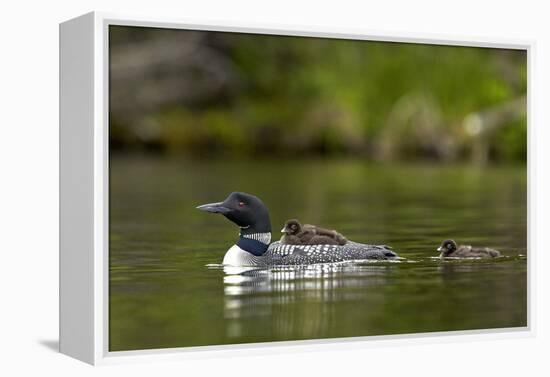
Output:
top-left (60, 12), bottom-right (531, 365)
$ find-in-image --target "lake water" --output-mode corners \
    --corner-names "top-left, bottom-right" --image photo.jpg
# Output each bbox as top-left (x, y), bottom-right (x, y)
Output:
top-left (109, 156), bottom-right (527, 351)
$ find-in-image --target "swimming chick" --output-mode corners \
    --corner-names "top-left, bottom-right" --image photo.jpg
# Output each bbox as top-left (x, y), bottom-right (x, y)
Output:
top-left (437, 239), bottom-right (501, 258)
top-left (280, 219), bottom-right (347, 245)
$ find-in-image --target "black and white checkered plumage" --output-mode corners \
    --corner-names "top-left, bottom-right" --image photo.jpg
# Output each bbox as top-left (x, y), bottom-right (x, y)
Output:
top-left (261, 241), bottom-right (397, 266)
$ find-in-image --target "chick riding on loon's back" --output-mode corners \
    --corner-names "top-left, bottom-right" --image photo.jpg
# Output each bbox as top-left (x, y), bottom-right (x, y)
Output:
top-left (197, 192), bottom-right (399, 266)
top-left (281, 219), bottom-right (347, 246)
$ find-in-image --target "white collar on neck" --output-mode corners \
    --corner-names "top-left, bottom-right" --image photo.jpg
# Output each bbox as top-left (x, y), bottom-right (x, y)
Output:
top-left (240, 232), bottom-right (272, 245)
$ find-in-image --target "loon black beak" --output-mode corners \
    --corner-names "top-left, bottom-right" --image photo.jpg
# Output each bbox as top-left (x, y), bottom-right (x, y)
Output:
top-left (196, 201), bottom-right (232, 214)
top-left (437, 246), bottom-right (443, 252)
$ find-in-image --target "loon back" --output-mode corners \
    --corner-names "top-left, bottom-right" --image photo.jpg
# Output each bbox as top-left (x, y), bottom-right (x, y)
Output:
top-left (224, 241), bottom-right (398, 267)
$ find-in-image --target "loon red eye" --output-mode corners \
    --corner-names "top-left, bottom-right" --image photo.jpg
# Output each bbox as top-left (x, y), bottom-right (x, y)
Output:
top-left (238, 201), bottom-right (245, 207)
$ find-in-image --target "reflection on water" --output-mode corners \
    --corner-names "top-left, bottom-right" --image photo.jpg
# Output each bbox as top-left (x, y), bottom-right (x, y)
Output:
top-left (222, 263), bottom-right (390, 299)
top-left (214, 257), bottom-right (526, 341)
top-left (222, 263), bottom-right (389, 339)
top-left (109, 157), bottom-right (527, 351)
top-left (220, 263), bottom-right (392, 339)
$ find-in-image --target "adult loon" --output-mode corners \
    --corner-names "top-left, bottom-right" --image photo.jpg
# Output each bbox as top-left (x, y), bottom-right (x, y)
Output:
top-left (437, 239), bottom-right (501, 258)
top-left (197, 192), bottom-right (399, 266)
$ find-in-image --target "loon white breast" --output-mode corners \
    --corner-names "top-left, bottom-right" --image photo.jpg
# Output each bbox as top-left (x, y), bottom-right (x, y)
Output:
top-left (222, 232), bottom-right (272, 266)
top-left (197, 192), bottom-right (399, 267)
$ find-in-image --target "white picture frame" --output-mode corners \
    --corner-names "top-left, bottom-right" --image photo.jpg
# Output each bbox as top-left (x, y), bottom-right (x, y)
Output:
top-left (59, 11), bottom-right (534, 365)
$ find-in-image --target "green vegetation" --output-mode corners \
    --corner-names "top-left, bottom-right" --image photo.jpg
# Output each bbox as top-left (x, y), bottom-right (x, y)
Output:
top-left (109, 26), bottom-right (527, 163)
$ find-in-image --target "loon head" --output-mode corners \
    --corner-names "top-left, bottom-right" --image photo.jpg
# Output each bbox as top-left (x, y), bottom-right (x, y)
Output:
top-left (281, 219), bottom-right (302, 235)
top-left (437, 239), bottom-right (457, 256)
top-left (196, 192), bottom-right (272, 234)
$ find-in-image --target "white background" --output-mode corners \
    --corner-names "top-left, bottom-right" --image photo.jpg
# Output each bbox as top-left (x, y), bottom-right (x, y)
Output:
top-left (0, 0), bottom-right (548, 375)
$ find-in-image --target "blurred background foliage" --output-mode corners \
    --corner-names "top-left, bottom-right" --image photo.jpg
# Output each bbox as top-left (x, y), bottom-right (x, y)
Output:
top-left (109, 26), bottom-right (527, 163)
